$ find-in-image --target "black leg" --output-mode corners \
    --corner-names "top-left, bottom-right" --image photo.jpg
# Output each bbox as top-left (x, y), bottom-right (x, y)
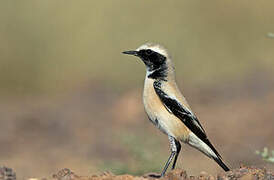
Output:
top-left (160, 136), bottom-right (179, 177)
top-left (172, 140), bottom-right (181, 170)
top-left (160, 151), bottom-right (176, 177)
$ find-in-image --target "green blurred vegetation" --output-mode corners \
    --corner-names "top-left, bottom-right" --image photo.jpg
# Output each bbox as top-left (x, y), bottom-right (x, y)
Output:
top-left (0, 1), bottom-right (274, 95)
top-left (256, 147), bottom-right (274, 163)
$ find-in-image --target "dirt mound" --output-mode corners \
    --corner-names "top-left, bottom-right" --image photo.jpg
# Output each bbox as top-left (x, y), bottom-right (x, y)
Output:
top-left (1, 166), bottom-right (273, 180)
top-left (49, 167), bottom-right (273, 180)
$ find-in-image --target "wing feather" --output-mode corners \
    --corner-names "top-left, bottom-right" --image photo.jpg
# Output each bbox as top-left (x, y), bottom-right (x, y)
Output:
top-left (153, 81), bottom-right (222, 158)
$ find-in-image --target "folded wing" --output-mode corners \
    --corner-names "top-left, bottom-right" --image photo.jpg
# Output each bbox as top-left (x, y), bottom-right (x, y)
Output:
top-left (153, 81), bottom-right (222, 159)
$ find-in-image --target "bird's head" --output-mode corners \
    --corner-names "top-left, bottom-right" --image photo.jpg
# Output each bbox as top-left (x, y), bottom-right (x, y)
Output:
top-left (123, 43), bottom-right (172, 72)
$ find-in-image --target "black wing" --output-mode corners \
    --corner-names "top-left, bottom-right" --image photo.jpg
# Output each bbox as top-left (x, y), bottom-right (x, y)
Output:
top-left (153, 81), bottom-right (222, 158)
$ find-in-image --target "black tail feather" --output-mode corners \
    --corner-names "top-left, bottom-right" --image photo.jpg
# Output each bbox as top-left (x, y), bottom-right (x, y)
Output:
top-left (202, 138), bottom-right (230, 171)
top-left (213, 157), bottom-right (230, 171)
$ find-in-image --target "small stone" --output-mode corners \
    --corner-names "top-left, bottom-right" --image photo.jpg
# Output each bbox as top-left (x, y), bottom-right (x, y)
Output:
top-left (52, 168), bottom-right (79, 180)
top-left (239, 173), bottom-right (256, 180)
top-left (0, 166), bottom-right (16, 180)
top-left (166, 169), bottom-right (187, 180)
top-left (208, 175), bottom-right (215, 180)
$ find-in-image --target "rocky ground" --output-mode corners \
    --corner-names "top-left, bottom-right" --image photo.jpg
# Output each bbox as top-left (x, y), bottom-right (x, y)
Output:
top-left (1, 166), bottom-right (273, 180)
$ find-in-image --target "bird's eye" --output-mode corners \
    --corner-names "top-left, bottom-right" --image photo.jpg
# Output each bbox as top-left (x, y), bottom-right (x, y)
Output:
top-left (145, 49), bottom-right (153, 55)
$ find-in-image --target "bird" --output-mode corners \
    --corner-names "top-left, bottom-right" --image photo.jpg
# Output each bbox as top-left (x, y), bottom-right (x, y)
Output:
top-left (122, 43), bottom-right (230, 177)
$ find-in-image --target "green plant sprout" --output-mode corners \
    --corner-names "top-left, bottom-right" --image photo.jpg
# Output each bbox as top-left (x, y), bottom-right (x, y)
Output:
top-left (267, 32), bottom-right (274, 39)
top-left (255, 147), bottom-right (274, 163)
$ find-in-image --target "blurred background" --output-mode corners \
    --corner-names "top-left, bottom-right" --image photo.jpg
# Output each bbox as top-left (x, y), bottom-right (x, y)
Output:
top-left (0, 0), bottom-right (274, 179)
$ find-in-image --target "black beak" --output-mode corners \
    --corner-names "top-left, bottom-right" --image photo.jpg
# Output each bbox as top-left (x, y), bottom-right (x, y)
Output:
top-left (122, 50), bottom-right (138, 56)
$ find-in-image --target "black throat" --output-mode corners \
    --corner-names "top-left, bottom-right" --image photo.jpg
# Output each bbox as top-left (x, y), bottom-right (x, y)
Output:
top-left (136, 49), bottom-right (169, 81)
top-left (147, 63), bottom-right (168, 81)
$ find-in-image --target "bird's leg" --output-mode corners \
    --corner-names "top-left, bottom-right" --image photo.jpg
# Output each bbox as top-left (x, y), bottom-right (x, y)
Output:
top-left (160, 136), bottom-right (177, 177)
top-left (172, 139), bottom-right (181, 170)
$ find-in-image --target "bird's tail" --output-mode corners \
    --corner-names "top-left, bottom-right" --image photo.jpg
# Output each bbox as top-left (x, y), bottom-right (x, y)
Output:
top-left (187, 133), bottom-right (230, 172)
top-left (203, 138), bottom-right (230, 172)
top-left (202, 138), bottom-right (230, 172)
top-left (212, 156), bottom-right (230, 171)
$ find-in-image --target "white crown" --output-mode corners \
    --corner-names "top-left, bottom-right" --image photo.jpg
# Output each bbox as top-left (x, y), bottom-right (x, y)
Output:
top-left (136, 43), bottom-right (169, 58)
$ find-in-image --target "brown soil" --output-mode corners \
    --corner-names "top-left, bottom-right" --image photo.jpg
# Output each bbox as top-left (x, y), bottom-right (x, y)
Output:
top-left (51, 167), bottom-right (274, 180)
top-left (2, 166), bottom-right (271, 180)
